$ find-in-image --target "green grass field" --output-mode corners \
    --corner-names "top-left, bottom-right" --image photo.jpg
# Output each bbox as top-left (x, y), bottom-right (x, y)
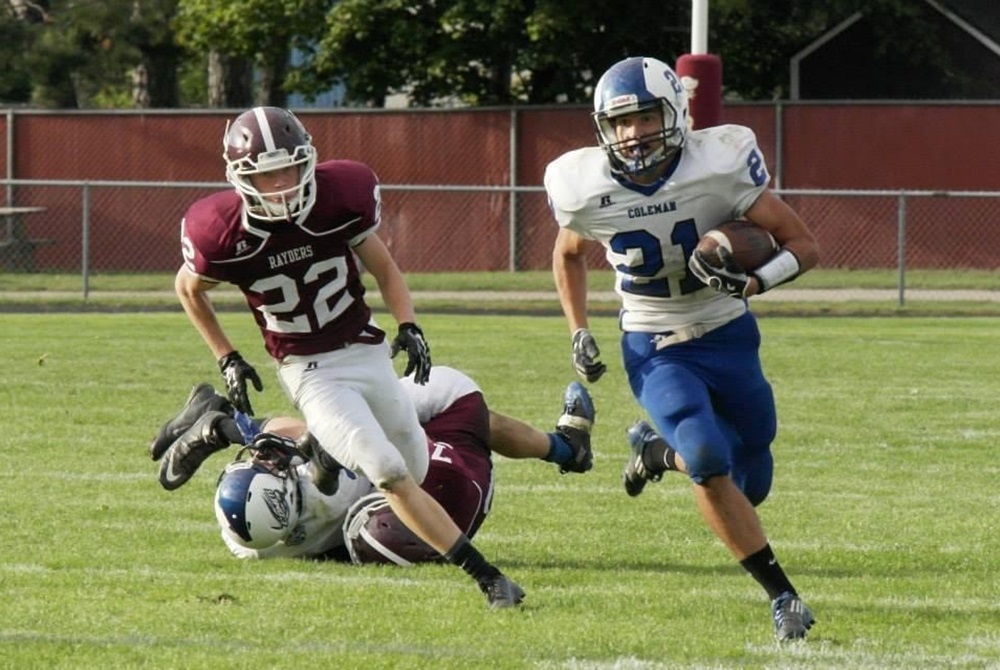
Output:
top-left (2, 311), bottom-right (998, 668)
top-left (4, 268), bottom-right (1000, 316)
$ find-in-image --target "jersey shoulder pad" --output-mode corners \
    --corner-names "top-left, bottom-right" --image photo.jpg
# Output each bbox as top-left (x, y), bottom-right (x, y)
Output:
top-left (315, 160), bottom-right (378, 208)
top-left (687, 124), bottom-right (764, 175)
top-left (181, 191), bottom-right (244, 263)
top-left (544, 147), bottom-right (607, 214)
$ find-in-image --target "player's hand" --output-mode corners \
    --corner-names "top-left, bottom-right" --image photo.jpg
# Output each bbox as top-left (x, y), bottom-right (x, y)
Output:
top-left (571, 328), bottom-right (606, 383)
top-left (391, 322), bottom-right (432, 384)
top-left (688, 247), bottom-right (751, 298)
top-left (218, 350), bottom-right (263, 416)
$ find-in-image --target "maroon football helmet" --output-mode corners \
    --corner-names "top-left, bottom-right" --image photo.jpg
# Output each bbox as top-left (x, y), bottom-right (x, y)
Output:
top-left (222, 106), bottom-right (317, 221)
top-left (342, 493), bottom-right (442, 565)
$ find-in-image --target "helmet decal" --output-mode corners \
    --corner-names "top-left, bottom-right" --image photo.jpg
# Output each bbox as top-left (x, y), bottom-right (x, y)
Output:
top-left (258, 486), bottom-right (293, 531)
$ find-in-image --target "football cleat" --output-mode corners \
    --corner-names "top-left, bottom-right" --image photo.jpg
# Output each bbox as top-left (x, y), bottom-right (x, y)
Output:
top-left (150, 383), bottom-right (232, 461)
top-left (158, 411), bottom-right (243, 491)
top-left (555, 381), bottom-right (595, 474)
top-left (297, 432), bottom-right (345, 497)
top-left (623, 420), bottom-right (664, 497)
top-left (481, 574), bottom-right (525, 609)
top-left (771, 592), bottom-right (815, 642)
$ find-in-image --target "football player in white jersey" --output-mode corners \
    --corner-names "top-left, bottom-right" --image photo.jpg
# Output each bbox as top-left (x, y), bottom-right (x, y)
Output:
top-left (545, 56), bottom-right (820, 641)
top-left (148, 367), bottom-right (595, 564)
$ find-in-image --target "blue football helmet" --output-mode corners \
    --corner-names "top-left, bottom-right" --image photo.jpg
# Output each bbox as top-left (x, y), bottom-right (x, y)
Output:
top-left (592, 57), bottom-right (689, 176)
top-left (214, 459), bottom-right (300, 550)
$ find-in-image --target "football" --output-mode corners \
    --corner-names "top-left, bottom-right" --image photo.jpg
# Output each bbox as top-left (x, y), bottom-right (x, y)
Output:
top-left (695, 220), bottom-right (778, 272)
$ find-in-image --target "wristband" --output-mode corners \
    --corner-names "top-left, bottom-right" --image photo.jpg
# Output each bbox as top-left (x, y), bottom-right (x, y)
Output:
top-left (753, 249), bottom-right (800, 293)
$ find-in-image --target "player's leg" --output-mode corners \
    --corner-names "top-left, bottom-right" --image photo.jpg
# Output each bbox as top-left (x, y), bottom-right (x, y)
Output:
top-left (708, 312), bottom-right (778, 506)
top-left (621, 334), bottom-right (730, 493)
top-left (486, 380), bottom-right (594, 474)
top-left (364, 358), bottom-right (522, 607)
top-left (622, 324), bottom-right (814, 639)
top-left (383, 474), bottom-right (523, 606)
top-left (693, 313), bottom-right (815, 640)
top-left (278, 347), bottom-right (523, 608)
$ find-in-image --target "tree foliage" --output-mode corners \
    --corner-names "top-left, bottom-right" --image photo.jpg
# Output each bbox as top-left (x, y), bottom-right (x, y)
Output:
top-left (0, 0), bottom-right (988, 108)
top-left (174, 0), bottom-right (329, 106)
top-left (5, 0), bottom-right (184, 108)
top-left (291, 0), bottom-right (694, 106)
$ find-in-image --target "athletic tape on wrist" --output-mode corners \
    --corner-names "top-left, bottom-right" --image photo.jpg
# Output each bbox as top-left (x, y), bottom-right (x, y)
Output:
top-left (754, 249), bottom-right (800, 292)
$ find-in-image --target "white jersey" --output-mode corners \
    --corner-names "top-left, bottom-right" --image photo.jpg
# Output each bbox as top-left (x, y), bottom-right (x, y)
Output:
top-left (545, 124), bottom-right (769, 333)
top-left (222, 466), bottom-right (375, 560)
top-left (221, 366), bottom-right (481, 560)
top-left (400, 365), bottom-right (481, 423)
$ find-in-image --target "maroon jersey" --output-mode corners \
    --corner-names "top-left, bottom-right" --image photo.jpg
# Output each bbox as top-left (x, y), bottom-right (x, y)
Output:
top-left (180, 160), bottom-right (385, 360)
top-left (419, 392), bottom-right (494, 538)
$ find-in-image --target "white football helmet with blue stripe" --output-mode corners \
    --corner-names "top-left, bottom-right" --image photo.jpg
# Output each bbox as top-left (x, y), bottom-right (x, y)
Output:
top-left (214, 459), bottom-right (300, 550)
top-left (592, 57), bottom-right (689, 176)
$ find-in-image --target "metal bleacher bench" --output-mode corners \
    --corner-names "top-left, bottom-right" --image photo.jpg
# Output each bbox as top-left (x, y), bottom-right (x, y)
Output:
top-left (0, 206), bottom-right (55, 272)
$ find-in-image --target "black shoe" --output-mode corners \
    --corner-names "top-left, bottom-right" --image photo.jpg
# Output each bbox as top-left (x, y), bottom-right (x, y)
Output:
top-left (481, 574), bottom-right (525, 609)
top-left (298, 432), bottom-right (344, 496)
top-left (771, 591), bottom-right (815, 641)
top-left (149, 383), bottom-right (232, 461)
top-left (623, 420), bottom-right (664, 497)
top-left (555, 381), bottom-right (595, 474)
top-left (158, 411), bottom-right (240, 491)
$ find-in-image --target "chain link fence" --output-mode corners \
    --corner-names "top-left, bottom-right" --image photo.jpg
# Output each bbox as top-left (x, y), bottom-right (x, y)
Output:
top-left (1, 178), bottom-right (999, 305)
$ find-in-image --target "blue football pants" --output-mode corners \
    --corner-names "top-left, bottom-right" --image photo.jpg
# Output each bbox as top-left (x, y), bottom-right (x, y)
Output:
top-left (621, 311), bottom-right (777, 506)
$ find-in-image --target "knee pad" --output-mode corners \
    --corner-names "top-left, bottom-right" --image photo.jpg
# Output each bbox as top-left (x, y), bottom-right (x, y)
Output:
top-left (681, 441), bottom-right (731, 485)
top-left (731, 449), bottom-right (774, 507)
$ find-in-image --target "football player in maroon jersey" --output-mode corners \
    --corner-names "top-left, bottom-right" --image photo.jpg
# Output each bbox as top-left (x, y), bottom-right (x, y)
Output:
top-left (149, 368), bottom-right (595, 565)
top-left (174, 106), bottom-right (521, 607)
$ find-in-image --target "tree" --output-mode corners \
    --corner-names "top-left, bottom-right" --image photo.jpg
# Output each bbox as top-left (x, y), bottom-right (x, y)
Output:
top-left (293, 0), bottom-right (975, 106)
top-left (174, 0), bottom-right (330, 107)
top-left (125, 0), bottom-right (185, 108)
top-left (13, 0), bottom-right (182, 108)
top-left (292, 0), bottom-right (692, 106)
top-left (0, 2), bottom-right (43, 104)
top-left (5, 0), bottom-right (983, 109)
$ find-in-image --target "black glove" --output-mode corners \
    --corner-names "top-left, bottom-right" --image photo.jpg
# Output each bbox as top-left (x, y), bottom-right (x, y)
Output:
top-left (248, 432), bottom-right (305, 472)
top-left (297, 432), bottom-right (345, 497)
top-left (688, 247), bottom-right (751, 298)
top-left (218, 350), bottom-right (263, 416)
top-left (571, 328), bottom-right (606, 383)
top-left (390, 322), bottom-right (431, 385)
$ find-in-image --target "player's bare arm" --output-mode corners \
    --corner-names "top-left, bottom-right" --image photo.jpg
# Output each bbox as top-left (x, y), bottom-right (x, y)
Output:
top-left (353, 234), bottom-right (417, 325)
top-left (487, 410), bottom-right (549, 460)
top-left (174, 265), bottom-right (237, 360)
top-left (552, 227), bottom-right (593, 333)
top-left (744, 190), bottom-right (820, 273)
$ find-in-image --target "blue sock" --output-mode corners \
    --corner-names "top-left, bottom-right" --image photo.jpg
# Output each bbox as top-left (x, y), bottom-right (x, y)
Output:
top-left (232, 410), bottom-right (262, 445)
top-left (544, 432), bottom-right (573, 465)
